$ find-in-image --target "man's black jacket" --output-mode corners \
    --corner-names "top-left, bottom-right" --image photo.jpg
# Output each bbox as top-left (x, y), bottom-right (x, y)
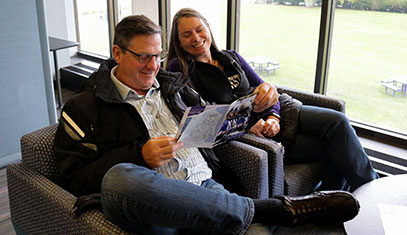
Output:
top-left (54, 59), bottom-right (234, 196)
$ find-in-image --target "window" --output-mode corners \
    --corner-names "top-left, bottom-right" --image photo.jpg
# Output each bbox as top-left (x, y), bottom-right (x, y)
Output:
top-left (170, 0), bottom-right (228, 50)
top-left (75, 0), bottom-right (159, 57)
top-left (327, 6), bottom-right (407, 136)
top-left (72, 0), bottom-right (407, 139)
top-left (76, 0), bottom-right (110, 57)
top-left (118, 0), bottom-right (131, 21)
top-left (239, 0), bottom-right (407, 137)
top-left (239, 0), bottom-right (322, 92)
top-left (68, 0), bottom-right (406, 176)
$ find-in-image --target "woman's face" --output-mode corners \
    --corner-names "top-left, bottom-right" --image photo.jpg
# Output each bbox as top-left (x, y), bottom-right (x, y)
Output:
top-left (177, 16), bottom-right (212, 62)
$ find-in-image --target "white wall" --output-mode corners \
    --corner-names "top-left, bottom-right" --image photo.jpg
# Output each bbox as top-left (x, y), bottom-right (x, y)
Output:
top-left (0, 0), bottom-right (53, 167)
top-left (45, 0), bottom-right (77, 74)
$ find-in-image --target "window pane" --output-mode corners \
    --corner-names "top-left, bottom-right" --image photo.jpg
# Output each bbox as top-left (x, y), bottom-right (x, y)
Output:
top-left (170, 0), bottom-right (228, 50)
top-left (327, 8), bottom-right (407, 135)
top-left (118, 0), bottom-right (132, 21)
top-left (239, 2), bottom-right (322, 92)
top-left (76, 0), bottom-right (110, 57)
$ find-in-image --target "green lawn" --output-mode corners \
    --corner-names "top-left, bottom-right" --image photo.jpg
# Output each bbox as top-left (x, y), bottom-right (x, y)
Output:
top-left (238, 4), bottom-right (407, 135)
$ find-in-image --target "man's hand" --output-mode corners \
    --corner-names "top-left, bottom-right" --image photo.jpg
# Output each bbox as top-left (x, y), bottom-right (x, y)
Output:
top-left (253, 83), bottom-right (278, 113)
top-left (249, 116), bottom-right (280, 138)
top-left (142, 136), bottom-right (183, 168)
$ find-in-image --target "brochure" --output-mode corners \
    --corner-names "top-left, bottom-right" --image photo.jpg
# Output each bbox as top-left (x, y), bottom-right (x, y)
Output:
top-left (175, 92), bottom-right (257, 148)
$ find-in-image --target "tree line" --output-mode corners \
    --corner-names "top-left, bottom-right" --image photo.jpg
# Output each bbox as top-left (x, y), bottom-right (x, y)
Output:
top-left (273, 0), bottom-right (406, 13)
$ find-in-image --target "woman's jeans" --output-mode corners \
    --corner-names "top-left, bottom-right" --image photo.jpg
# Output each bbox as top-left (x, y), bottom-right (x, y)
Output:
top-left (101, 163), bottom-right (254, 235)
top-left (284, 105), bottom-right (379, 191)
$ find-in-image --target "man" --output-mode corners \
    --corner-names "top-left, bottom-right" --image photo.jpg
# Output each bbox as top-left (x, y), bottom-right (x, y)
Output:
top-left (54, 15), bottom-right (359, 234)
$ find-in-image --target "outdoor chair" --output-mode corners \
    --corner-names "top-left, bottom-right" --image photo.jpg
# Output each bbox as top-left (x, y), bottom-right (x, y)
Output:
top-left (7, 123), bottom-right (280, 234)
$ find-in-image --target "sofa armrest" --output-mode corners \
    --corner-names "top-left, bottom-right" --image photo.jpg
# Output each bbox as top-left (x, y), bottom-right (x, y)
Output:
top-left (20, 123), bottom-right (60, 183)
top-left (213, 140), bottom-right (269, 199)
top-left (277, 85), bottom-right (345, 113)
top-left (237, 134), bottom-right (285, 196)
top-left (7, 162), bottom-right (131, 234)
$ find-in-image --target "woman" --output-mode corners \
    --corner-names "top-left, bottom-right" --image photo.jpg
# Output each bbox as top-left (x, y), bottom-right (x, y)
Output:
top-left (167, 9), bottom-right (281, 138)
top-left (167, 8), bottom-right (378, 191)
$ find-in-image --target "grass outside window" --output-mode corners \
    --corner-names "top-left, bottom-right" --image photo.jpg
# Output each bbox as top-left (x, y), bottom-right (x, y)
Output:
top-left (239, 4), bottom-right (407, 135)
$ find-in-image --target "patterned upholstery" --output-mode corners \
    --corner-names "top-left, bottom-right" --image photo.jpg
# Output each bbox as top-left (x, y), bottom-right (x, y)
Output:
top-left (224, 86), bottom-right (345, 197)
top-left (20, 123), bottom-right (60, 184)
top-left (7, 86), bottom-right (345, 233)
top-left (277, 86), bottom-right (345, 113)
top-left (284, 163), bottom-right (323, 196)
top-left (7, 162), bottom-right (130, 234)
top-left (276, 86), bottom-right (346, 196)
top-left (214, 140), bottom-right (269, 199)
top-left (7, 124), bottom-right (271, 234)
top-left (236, 134), bottom-right (285, 197)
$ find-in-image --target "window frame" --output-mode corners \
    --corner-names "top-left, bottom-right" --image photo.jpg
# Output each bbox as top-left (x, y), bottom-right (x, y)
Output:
top-left (73, 0), bottom-right (407, 153)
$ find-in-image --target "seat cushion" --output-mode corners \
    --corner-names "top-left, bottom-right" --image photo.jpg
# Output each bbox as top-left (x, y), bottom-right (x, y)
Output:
top-left (284, 163), bottom-right (322, 196)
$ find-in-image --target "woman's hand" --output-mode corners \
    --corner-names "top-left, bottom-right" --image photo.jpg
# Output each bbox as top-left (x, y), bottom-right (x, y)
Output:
top-left (249, 116), bottom-right (280, 138)
top-left (142, 136), bottom-right (183, 168)
top-left (253, 82), bottom-right (278, 113)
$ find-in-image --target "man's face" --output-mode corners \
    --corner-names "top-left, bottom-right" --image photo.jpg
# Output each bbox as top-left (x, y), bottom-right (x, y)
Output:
top-left (113, 33), bottom-right (162, 95)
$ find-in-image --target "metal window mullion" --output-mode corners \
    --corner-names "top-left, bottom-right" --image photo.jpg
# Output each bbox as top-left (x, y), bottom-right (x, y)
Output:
top-left (107, 0), bottom-right (118, 57)
top-left (158, 0), bottom-right (170, 52)
top-left (227, 0), bottom-right (240, 51)
top-left (73, 0), bottom-right (81, 50)
top-left (314, 0), bottom-right (335, 94)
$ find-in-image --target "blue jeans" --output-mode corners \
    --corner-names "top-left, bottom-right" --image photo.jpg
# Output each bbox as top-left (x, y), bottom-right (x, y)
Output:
top-left (284, 105), bottom-right (379, 191)
top-left (101, 163), bottom-right (254, 235)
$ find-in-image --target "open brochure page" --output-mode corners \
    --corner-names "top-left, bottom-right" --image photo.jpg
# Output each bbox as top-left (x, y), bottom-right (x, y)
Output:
top-left (176, 105), bottom-right (229, 148)
top-left (176, 93), bottom-right (257, 148)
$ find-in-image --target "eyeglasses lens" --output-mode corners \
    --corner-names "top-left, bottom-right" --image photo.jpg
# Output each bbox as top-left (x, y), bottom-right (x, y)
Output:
top-left (138, 52), bottom-right (168, 64)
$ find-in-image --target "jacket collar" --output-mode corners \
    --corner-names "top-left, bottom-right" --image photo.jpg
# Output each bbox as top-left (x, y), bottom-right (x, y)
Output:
top-left (156, 68), bottom-right (190, 98)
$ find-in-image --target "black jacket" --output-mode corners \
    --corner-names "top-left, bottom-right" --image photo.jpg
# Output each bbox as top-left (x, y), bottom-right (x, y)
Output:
top-left (184, 49), bottom-right (302, 146)
top-left (54, 59), bottom-right (228, 196)
top-left (188, 48), bottom-right (254, 104)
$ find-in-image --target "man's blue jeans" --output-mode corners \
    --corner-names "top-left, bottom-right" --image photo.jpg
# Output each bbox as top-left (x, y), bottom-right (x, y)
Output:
top-left (101, 163), bottom-right (254, 234)
top-left (284, 105), bottom-right (379, 191)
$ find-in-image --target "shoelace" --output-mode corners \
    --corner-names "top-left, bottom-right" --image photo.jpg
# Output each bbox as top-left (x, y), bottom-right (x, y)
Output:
top-left (285, 202), bottom-right (328, 225)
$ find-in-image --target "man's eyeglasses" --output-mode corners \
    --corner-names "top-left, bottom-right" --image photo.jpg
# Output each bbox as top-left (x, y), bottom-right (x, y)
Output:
top-left (121, 47), bottom-right (168, 64)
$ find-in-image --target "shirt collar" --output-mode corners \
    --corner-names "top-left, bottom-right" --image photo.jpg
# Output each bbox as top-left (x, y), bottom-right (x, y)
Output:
top-left (110, 65), bottom-right (160, 100)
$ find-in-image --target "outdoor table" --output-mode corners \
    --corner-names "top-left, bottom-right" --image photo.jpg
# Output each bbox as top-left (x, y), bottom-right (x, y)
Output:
top-left (391, 75), bottom-right (407, 96)
top-left (248, 56), bottom-right (279, 75)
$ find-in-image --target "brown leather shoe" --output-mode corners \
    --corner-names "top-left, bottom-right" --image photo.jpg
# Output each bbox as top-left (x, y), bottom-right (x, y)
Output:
top-left (277, 191), bottom-right (360, 227)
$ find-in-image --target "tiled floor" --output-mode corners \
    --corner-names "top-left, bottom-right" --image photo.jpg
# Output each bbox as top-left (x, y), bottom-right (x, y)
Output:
top-left (0, 167), bottom-right (16, 235)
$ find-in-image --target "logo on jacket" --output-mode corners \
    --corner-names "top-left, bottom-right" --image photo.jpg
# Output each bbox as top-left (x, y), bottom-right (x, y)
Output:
top-left (228, 74), bottom-right (241, 89)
